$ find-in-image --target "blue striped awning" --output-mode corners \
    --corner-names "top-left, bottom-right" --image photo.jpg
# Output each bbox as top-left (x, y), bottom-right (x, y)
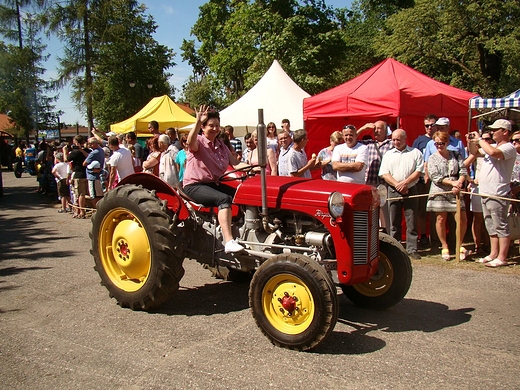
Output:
top-left (470, 89), bottom-right (520, 109)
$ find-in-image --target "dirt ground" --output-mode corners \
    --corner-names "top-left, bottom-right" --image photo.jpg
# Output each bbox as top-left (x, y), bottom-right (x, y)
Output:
top-left (1, 168), bottom-right (519, 389)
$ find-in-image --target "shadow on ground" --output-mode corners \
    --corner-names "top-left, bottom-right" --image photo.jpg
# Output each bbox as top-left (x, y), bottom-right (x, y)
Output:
top-left (0, 176), bottom-right (71, 268)
top-left (313, 295), bottom-right (473, 355)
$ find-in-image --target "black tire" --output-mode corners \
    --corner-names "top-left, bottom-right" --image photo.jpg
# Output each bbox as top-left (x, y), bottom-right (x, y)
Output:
top-left (90, 184), bottom-right (185, 310)
top-left (205, 265), bottom-right (253, 283)
top-left (13, 162), bottom-right (22, 178)
top-left (342, 239), bottom-right (412, 310)
top-left (249, 254), bottom-right (338, 351)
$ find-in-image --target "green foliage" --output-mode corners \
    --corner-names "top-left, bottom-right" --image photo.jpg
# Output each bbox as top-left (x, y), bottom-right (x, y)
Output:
top-left (44, 0), bottom-right (174, 130)
top-left (0, 1), bottom-right (57, 138)
top-left (374, 0), bottom-right (520, 96)
top-left (182, 0), bottom-right (356, 106)
top-left (91, 0), bottom-right (174, 130)
top-left (181, 74), bottom-right (224, 110)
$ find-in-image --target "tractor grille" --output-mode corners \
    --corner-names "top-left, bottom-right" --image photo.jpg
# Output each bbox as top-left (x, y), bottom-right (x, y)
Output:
top-left (352, 209), bottom-right (379, 265)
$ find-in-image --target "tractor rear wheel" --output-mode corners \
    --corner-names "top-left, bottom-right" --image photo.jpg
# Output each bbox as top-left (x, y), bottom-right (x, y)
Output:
top-left (342, 239), bottom-right (412, 310)
top-left (90, 184), bottom-right (184, 310)
top-left (249, 254), bottom-right (338, 351)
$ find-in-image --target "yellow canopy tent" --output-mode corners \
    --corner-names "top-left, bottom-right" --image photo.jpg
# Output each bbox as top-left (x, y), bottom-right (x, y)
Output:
top-left (110, 95), bottom-right (196, 137)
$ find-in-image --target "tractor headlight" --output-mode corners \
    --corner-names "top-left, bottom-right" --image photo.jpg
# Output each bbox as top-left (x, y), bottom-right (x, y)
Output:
top-left (328, 191), bottom-right (345, 218)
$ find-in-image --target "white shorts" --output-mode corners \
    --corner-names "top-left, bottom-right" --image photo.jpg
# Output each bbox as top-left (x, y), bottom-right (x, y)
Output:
top-left (88, 180), bottom-right (104, 198)
top-left (470, 186), bottom-right (483, 213)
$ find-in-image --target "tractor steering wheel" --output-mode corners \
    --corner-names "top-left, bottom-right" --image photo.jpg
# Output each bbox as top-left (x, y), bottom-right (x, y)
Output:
top-left (219, 164), bottom-right (261, 182)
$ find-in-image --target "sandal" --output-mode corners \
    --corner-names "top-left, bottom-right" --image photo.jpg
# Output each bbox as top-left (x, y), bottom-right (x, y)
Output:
top-left (441, 248), bottom-right (450, 261)
top-left (459, 247), bottom-right (468, 261)
top-left (485, 259), bottom-right (508, 268)
top-left (476, 255), bottom-right (493, 263)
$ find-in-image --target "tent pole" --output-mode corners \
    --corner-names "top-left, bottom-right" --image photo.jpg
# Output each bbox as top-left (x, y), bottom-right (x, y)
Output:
top-left (467, 107), bottom-right (472, 134)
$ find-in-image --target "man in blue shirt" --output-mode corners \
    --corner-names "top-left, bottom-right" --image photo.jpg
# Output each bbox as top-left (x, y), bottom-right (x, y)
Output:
top-left (83, 137), bottom-right (105, 208)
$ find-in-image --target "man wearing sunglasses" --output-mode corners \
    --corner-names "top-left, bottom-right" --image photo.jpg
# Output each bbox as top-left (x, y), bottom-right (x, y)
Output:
top-left (412, 114), bottom-right (438, 248)
top-left (468, 119), bottom-right (516, 267)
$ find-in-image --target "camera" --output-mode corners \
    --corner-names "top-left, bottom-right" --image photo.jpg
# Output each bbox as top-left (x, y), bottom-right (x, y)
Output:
top-left (468, 133), bottom-right (475, 139)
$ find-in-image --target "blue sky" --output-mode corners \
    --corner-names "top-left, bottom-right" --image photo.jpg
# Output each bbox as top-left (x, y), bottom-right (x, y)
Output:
top-left (43, 0), bottom-right (351, 125)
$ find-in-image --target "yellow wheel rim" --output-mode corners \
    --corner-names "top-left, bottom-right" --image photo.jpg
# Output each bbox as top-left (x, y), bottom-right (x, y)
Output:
top-left (98, 208), bottom-right (151, 292)
top-left (353, 251), bottom-right (394, 297)
top-left (262, 274), bottom-right (315, 335)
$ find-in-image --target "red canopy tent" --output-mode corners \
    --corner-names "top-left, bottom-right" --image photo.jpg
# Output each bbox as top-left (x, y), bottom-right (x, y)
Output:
top-left (303, 58), bottom-right (477, 156)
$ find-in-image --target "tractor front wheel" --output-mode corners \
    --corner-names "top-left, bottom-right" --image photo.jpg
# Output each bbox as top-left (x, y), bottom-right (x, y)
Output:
top-left (249, 254), bottom-right (338, 351)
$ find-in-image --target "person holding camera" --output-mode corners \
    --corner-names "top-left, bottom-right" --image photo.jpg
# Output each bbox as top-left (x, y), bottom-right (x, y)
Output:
top-left (468, 119), bottom-right (517, 267)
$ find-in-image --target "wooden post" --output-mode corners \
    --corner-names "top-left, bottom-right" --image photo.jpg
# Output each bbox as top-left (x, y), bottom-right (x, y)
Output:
top-left (456, 192), bottom-right (461, 262)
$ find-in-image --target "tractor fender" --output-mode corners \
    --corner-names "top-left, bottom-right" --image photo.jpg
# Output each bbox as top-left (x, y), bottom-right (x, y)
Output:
top-left (117, 173), bottom-right (188, 219)
top-left (378, 231), bottom-right (407, 253)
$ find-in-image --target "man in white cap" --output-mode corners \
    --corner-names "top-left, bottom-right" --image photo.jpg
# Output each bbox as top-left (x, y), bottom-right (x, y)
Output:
top-left (83, 137), bottom-right (105, 207)
top-left (468, 119), bottom-right (516, 267)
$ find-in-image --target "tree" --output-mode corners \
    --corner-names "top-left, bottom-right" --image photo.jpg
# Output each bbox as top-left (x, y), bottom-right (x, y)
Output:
top-left (44, 0), bottom-right (175, 131)
top-left (374, 0), bottom-right (520, 96)
top-left (43, 0), bottom-right (97, 129)
top-left (181, 0), bottom-right (351, 106)
top-left (0, 1), bottom-right (57, 139)
top-left (91, 0), bottom-right (174, 130)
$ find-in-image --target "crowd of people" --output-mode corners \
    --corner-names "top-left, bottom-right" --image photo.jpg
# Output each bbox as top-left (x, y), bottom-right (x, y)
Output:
top-left (13, 111), bottom-right (520, 265)
top-left (15, 124), bottom-right (187, 219)
top-left (316, 115), bottom-right (520, 267)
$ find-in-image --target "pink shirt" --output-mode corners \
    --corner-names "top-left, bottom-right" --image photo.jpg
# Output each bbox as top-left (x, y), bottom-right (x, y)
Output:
top-left (183, 134), bottom-right (233, 186)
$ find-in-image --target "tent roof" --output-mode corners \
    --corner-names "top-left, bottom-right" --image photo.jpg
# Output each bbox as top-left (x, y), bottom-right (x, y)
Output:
top-left (110, 95), bottom-right (196, 136)
top-left (219, 60), bottom-right (310, 136)
top-left (304, 58), bottom-right (477, 120)
top-left (469, 89), bottom-right (520, 109)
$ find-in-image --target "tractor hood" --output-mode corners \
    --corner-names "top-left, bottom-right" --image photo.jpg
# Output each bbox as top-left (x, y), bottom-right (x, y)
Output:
top-left (233, 176), bottom-right (375, 211)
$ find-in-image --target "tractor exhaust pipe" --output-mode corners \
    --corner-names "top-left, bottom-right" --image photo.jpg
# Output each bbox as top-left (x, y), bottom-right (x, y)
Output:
top-left (257, 109), bottom-right (276, 233)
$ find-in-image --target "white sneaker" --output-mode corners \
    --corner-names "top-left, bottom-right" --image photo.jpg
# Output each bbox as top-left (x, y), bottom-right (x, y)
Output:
top-left (224, 239), bottom-right (244, 253)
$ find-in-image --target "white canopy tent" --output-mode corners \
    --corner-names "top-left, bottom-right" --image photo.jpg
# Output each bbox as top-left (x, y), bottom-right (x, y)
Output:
top-left (218, 60), bottom-right (310, 136)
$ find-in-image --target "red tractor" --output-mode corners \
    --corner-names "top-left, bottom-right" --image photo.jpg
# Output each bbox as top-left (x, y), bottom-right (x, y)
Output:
top-left (91, 121), bottom-right (412, 351)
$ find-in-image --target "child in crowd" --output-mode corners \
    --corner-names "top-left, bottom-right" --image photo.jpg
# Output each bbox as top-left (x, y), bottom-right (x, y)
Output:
top-left (51, 152), bottom-right (71, 213)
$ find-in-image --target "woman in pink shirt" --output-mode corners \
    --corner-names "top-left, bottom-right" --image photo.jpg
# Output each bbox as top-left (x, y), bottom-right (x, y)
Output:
top-left (183, 105), bottom-right (244, 253)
